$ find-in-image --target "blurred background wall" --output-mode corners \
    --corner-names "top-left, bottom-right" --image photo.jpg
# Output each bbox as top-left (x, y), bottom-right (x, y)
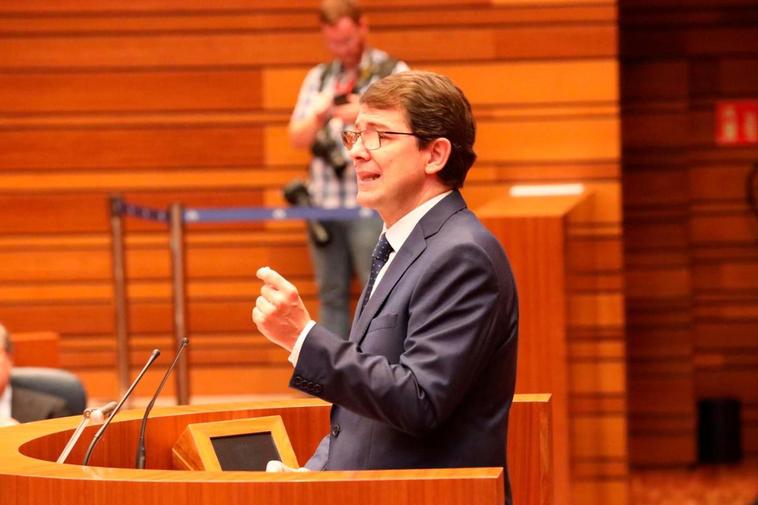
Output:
top-left (620, 0), bottom-right (758, 468)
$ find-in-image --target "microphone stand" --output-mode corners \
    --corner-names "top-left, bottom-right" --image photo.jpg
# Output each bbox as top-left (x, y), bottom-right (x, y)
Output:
top-left (135, 338), bottom-right (189, 469)
top-left (82, 349), bottom-right (160, 466)
top-left (56, 401), bottom-right (117, 464)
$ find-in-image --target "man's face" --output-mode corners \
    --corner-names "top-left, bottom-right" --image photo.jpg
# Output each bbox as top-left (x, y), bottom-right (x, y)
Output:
top-left (322, 16), bottom-right (366, 69)
top-left (349, 105), bottom-right (431, 226)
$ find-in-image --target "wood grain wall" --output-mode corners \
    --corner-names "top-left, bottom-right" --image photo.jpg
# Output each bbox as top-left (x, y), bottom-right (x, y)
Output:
top-left (621, 0), bottom-right (758, 466)
top-left (0, 1), bottom-right (624, 503)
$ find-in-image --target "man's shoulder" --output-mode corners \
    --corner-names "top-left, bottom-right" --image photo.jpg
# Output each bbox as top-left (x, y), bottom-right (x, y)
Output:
top-left (442, 209), bottom-right (495, 245)
top-left (366, 48), bottom-right (407, 70)
top-left (429, 199), bottom-right (508, 260)
top-left (417, 191), bottom-right (469, 236)
top-left (13, 386), bottom-right (66, 407)
top-left (303, 62), bottom-right (332, 84)
top-left (366, 47), bottom-right (391, 60)
top-left (12, 386), bottom-right (69, 421)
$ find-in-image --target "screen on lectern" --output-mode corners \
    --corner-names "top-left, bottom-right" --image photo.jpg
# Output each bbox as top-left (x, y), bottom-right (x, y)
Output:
top-left (210, 432), bottom-right (281, 471)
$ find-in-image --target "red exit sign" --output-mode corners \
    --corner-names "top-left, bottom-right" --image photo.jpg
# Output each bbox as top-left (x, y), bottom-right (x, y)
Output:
top-left (716, 100), bottom-right (758, 145)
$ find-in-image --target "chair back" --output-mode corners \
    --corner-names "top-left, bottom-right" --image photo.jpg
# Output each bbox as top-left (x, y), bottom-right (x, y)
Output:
top-left (9, 367), bottom-right (87, 415)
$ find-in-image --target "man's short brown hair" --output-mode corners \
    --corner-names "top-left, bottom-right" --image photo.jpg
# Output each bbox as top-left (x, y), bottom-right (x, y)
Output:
top-left (319, 0), bottom-right (363, 25)
top-left (360, 71), bottom-right (477, 189)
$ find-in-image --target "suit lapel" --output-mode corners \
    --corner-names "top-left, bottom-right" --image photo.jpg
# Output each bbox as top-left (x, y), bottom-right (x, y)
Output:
top-left (350, 229), bottom-right (426, 345)
top-left (348, 191), bottom-right (467, 345)
top-left (351, 286), bottom-right (369, 332)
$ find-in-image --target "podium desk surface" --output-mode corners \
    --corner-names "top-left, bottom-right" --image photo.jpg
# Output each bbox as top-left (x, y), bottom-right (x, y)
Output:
top-left (0, 399), bottom-right (508, 505)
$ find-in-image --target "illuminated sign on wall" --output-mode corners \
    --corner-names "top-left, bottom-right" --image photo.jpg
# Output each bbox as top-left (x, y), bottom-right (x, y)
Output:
top-left (716, 100), bottom-right (758, 145)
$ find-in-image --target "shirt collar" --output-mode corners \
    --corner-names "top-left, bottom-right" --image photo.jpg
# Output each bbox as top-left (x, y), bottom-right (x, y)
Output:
top-left (384, 191), bottom-right (452, 253)
top-left (0, 384), bottom-right (12, 419)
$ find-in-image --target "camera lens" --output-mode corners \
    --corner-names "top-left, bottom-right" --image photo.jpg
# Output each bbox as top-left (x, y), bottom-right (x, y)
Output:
top-left (312, 130), bottom-right (348, 179)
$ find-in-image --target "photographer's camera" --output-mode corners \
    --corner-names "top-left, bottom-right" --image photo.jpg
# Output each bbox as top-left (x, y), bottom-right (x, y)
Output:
top-left (311, 129), bottom-right (347, 179)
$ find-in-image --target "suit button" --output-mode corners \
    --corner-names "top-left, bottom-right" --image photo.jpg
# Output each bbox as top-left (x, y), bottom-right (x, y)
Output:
top-left (294, 376), bottom-right (303, 386)
top-left (313, 384), bottom-right (323, 394)
top-left (331, 424), bottom-right (341, 437)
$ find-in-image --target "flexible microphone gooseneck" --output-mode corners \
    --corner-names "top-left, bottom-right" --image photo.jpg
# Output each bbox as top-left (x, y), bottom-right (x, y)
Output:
top-left (56, 401), bottom-right (118, 464)
top-left (135, 337), bottom-right (189, 469)
top-left (82, 349), bottom-right (160, 466)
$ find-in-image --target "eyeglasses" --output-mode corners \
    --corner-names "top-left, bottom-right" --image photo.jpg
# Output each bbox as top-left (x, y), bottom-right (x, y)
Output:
top-left (341, 128), bottom-right (418, 150)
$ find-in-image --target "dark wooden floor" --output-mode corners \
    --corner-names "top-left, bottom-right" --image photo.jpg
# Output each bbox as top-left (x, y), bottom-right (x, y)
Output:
top-left (630, 463), bottom-right (758, 505)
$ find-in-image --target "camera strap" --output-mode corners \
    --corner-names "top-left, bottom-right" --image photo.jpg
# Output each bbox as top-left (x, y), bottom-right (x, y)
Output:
top-left (310, 54), bottom-right (400, 180)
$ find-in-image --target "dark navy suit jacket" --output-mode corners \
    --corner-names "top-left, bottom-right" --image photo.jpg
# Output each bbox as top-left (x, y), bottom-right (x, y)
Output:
top-left (11, 386), bottom-right (70, 423)
top-left (291, 191), bottom-right (518, 504)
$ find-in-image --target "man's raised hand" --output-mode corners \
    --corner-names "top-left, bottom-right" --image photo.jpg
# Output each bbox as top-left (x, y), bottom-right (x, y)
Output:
top-left (252, 266), bottom-right (311, 351)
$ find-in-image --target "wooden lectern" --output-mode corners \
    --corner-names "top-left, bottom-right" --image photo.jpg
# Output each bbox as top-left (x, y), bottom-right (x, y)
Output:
top-left (0, 395), bottom-right (551, 505)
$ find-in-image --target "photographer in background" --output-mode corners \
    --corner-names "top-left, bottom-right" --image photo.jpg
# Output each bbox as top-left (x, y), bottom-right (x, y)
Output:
top-left (288, 0), bottom-right (408, 338)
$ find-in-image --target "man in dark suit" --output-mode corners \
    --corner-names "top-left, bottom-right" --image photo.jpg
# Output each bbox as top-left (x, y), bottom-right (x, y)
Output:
top-left (253, 71), bottom-right (518, 503)
top-left (0, 324), bottom-right (70, 425)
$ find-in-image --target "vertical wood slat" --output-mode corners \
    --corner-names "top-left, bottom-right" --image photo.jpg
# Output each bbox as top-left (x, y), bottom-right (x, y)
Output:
top-left (474, 189), bottom-right (628, 505)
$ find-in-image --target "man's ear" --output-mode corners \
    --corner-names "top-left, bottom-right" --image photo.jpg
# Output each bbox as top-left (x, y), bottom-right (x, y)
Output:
top-left (424, 138), bottom-right (452, 176)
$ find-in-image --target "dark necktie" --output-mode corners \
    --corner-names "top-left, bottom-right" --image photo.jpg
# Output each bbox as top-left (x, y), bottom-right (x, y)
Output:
top-left (360, 233), bottom-right (393, 314)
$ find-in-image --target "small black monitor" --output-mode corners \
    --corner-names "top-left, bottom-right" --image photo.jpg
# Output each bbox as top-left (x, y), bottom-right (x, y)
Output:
top-left (211, 432), bottom-right (281, 471)
top-left (171, 415), bottom-right (299, 471)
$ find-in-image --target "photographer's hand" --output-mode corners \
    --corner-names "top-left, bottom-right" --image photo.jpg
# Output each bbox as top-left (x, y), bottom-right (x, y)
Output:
top-left (312, 90), bottom-right (335, 124)
top-left (289, 91), bottom-right (334, 149)
top-left (330, 93), bottom-right (360, 124)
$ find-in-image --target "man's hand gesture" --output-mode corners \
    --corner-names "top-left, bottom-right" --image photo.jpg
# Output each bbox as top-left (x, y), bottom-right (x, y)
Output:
top-left (252, 267), bottom-right (311, 352)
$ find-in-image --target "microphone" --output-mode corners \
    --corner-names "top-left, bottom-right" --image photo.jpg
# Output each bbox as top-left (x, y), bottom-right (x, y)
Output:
top-left (282, 179), bottom-right (330, 246)
top-left (56, 401), bottom-right (118, 464)
top-left (84, 401), bottom-right (118, 424)
top-left (135, 337), bottom-right (189, 469)
top-left (82, 349), bottom-right (160, 466)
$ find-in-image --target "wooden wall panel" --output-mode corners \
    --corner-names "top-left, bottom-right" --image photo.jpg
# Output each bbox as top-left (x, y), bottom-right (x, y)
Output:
top-left (264, 59), bottom-right (620, 110)
top-left (478, 119), bottom-right (619, 162)
top-left (0, 2), bottom-right (623, 504)
top-left (0, 27), bottom-right (617, 70)
top-left (621, 0), bottom-right (758, 467)
top-left (0, 71), bottom-right (264, 113)
top-left (0, 127), bottom-right (265, 170)
top-left (0, 238), bottom-right (313, 283)
top-left (0, 169), bottom-right (301, 193)
top-left (0, 0), bottom-right (496, 11)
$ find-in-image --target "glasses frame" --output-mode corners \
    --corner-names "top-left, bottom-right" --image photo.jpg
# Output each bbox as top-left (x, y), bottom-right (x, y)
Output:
top-left (341, 129), bottom-right (419, 150)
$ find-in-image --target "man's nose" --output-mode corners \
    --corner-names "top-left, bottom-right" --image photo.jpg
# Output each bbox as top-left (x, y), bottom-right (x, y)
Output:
top-left (347, 135), bottom-right (369, 161)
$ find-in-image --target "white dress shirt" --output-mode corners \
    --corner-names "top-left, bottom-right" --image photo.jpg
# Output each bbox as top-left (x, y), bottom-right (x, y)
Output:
top-left (288, 191), bottom-right (452, 365)
top-left (0, 385), bottom-right (13, 420)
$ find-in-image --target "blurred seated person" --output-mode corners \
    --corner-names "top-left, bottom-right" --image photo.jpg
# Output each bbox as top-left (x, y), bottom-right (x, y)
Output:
top-left (0, 323), bottom-right (71, 426)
